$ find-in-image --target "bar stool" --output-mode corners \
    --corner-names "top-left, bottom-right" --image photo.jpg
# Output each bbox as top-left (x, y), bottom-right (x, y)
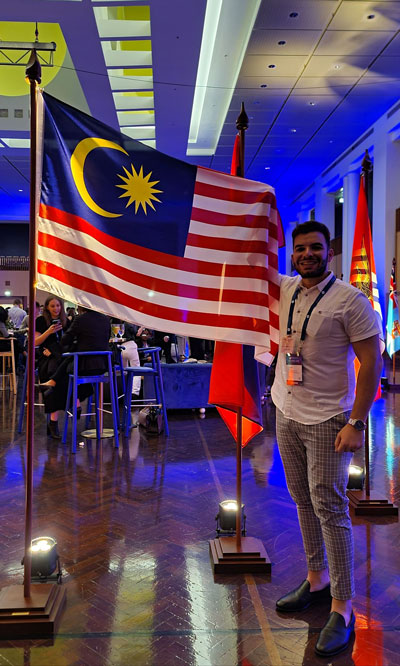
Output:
top-left (62, 351), bottom-right (119, 454)
top-left (0, 337), bottom-right (17, 394)
top-left (122, 346), bottom-right (169, 437)
top-left (111, 343), bottom-right (126, 408)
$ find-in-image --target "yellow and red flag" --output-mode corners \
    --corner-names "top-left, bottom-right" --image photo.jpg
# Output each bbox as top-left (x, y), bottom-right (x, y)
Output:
top-left (349, 175), bottom-right (383, 398)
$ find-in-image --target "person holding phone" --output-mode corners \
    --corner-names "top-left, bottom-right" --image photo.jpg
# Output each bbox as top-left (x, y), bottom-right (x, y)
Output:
top-left (35, 296), bottom-right (68, 439)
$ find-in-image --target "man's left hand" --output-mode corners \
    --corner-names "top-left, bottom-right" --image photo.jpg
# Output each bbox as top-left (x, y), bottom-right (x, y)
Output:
top-left (334, 424), bottom-right (364, 453)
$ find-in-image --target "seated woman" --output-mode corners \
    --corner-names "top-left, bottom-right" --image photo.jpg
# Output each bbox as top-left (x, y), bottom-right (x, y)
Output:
top-left (39, 306), bottom-right (111, 427)
top-left (0, 306), bottom-right (10, 342)
top-left (35, 296), bottom-right (69, 439)
top-left (112, 321), bottom-right (141, 396)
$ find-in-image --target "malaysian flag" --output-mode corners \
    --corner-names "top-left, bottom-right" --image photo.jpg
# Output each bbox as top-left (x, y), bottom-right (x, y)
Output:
top-left (36, 93), bottom-right (279, 359)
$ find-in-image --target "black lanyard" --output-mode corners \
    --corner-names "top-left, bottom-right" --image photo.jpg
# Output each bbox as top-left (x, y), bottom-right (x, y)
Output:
top-left (287, 275), bottom-right (336, 342)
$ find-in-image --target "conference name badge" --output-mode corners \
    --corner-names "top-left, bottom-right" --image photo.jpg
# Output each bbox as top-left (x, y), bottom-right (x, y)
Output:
top-left (286, 353), bottom-right (303, 385)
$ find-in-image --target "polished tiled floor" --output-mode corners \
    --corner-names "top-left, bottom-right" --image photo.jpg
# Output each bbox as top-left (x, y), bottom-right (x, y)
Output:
top-left (0, 378), bottom-right (399, 665)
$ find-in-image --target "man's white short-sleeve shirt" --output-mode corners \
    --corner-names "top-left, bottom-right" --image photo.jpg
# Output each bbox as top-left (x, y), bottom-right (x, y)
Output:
top-left (271, 271), bottom-right (382, 424)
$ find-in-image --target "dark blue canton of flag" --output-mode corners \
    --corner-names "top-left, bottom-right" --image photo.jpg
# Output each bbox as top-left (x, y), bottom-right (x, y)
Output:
top-left (41, 93), bottom-right (197, 257)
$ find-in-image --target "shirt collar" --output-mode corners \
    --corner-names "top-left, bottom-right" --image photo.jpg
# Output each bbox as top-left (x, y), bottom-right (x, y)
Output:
top-left (298, 270), bottom-right (334, 293)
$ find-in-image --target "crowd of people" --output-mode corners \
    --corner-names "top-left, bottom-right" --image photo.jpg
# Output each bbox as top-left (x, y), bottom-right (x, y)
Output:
top-left (0, 296), bottom-right (214, 439)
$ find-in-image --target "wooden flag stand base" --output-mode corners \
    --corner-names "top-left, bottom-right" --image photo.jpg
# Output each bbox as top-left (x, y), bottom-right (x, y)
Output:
top-left (347, 491), bottom-right (398, 517)
top-left (209, 536), bottom-right (271, 574)
top-left (0, 583), bottom-right (66, 639)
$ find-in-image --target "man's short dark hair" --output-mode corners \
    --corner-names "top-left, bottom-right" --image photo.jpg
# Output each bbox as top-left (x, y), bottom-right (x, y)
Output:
top-left (292, 221), bottom-right (331, 247)
top-left (13, 298), bottom-right (22, 306)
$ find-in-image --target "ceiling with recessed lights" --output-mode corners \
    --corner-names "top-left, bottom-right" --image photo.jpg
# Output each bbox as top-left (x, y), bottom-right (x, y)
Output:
top-left (1, 0), bottom-right (400, 224)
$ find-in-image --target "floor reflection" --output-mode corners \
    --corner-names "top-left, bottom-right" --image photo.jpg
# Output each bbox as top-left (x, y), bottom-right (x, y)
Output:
top-left (0, 390), bottom-right (398, 665)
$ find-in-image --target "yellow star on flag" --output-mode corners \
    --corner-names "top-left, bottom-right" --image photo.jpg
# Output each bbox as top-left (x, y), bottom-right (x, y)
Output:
top-left (116, 164), bottom-right (162, 214)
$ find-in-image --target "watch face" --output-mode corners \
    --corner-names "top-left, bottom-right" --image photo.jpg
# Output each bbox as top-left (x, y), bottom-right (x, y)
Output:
top-left (350, 419), bottom-right (366, 431)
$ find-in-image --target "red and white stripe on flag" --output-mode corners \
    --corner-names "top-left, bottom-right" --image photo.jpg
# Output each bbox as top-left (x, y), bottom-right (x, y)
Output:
top-left (37, 165), bottom-right (280, 361)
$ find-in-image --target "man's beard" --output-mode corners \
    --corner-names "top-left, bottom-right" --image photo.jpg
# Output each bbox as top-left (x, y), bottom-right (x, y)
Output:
top-left (294, 255), bottom-right (329, 278)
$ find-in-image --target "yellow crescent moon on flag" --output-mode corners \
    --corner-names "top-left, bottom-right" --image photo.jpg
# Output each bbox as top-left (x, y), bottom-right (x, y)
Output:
top-left (70, 138), bottom-right (129, 218)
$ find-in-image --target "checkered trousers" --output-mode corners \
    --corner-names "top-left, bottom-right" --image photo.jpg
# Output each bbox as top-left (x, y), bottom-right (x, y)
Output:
top-left (276, 409), bottom-right (355, 600)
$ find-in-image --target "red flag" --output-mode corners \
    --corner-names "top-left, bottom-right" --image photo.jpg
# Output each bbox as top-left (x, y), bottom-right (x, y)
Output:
top-left (349, 176), bottom-right (383, 399)
top-left (208, 134), bottom-right (280, 446)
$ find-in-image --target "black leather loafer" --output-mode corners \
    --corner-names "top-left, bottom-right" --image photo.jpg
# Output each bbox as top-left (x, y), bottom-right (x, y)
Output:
top-left (276, 579), bottom-right (331, 612)
top-left (315, 611), bottom-right (355, 657)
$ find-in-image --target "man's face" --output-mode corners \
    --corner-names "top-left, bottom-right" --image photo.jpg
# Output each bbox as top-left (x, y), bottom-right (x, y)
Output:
top-left (291, 231), bottom-right (333, 279)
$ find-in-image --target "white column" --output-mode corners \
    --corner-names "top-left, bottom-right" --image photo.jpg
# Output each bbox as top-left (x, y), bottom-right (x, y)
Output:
top-left (342, 170), bottom-right (359, 282)
top-left (298, 206), bottom-right (312, 224)
top-left (285, 221), bottom-right (297, 274)
top-left (315, 188), bottom-right (335, 238)
top-left (372, 127), bottom-right (400, 316)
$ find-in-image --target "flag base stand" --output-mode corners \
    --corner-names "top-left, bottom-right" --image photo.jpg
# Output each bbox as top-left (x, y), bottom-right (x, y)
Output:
top-left (347, 491), bottom-right (398, 517)
top-left (0, 583), bottom-right (66, 639)
top-left (209, 536), bottom-right (271, 574)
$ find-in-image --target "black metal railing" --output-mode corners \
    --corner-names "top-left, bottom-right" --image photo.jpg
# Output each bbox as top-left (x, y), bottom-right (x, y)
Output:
top-left (0, 256), bottom-right (29, 270)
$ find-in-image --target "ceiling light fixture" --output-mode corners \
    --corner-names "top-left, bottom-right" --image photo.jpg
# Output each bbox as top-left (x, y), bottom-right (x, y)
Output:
top-left (308, 101), bottom-right (316, 106)
top-left (334, 64), bottom-right (341, 70)
top-left (264, 166), bottom-right (270, 170)
top-left (290, 128), bottom-right (297, 133)
top-left (367, 14), bottom-right (375, 20)
top-left (260, 84), bottom-right (268, 88)
top-left (268, 64), bottom-right (276, 69)
top-left (278, 40), bottom-right (286, 46)
top-left (187, 0), bottom-right (262, 156)
top-left (289, 12), bottom-right (299, 18)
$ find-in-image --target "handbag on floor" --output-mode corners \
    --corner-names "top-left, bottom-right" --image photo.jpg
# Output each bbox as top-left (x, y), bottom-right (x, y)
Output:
top-left (138, 405), bottom-right (164, 434)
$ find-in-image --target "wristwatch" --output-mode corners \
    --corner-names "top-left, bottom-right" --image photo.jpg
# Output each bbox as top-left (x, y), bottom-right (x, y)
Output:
top-left (348, 418), bottom-right (367, 431)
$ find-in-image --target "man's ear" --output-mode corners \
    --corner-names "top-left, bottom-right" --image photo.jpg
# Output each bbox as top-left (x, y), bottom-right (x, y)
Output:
top-left (327, 247), bottom-right (335, 263)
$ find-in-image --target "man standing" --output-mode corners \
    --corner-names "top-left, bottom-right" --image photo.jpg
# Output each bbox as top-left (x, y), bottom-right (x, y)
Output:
top-left (8, 298), bottom-right (27, 328)
top-left (272, 221), bottom-right (382, 657)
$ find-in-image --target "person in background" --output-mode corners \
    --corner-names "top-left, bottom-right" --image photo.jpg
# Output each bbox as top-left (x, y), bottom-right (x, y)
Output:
top-left (117, 321), bottom-right (142, 396)
top-left (0, 307), bottom-right (9, 340)
top-left (188, 337), bottom-right (205, 361)
top-left (39, 306), bottom-right (111, 431)
top-left (16, 302), bottom-right (41, 373)
top-left (7, 298), bottom-right (27, 329)
top-left (153, 330), bottom-right (176, 363)
top-left (66, 306), bottom-right (76, 323)
top-left (18, 302), bottom-right (41, 335)
top-left (35, 296), bottom-right (69, 439)
top-left (0, 307), bottom-right (16, 365)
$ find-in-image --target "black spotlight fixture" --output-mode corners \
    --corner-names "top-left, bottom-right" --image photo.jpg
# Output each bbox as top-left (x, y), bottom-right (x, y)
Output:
top-left (22, 537), bottom-right (62, 583)
top-left (216, 500), bottom-right (246, 536)
top-left (347, 465), bottom-right (365, 490)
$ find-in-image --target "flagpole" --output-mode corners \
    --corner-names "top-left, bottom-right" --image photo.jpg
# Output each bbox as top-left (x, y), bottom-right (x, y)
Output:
top-left (0, 48), bottom-right (66, 638)
top-left (361, 153), bottom-right (372, 499)
top-left (234, 104), bottom-right (248, 549)
top-left (23, 56), bottom-right (40, 599)
top-left (209, 104), bottom-right (271, 572)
